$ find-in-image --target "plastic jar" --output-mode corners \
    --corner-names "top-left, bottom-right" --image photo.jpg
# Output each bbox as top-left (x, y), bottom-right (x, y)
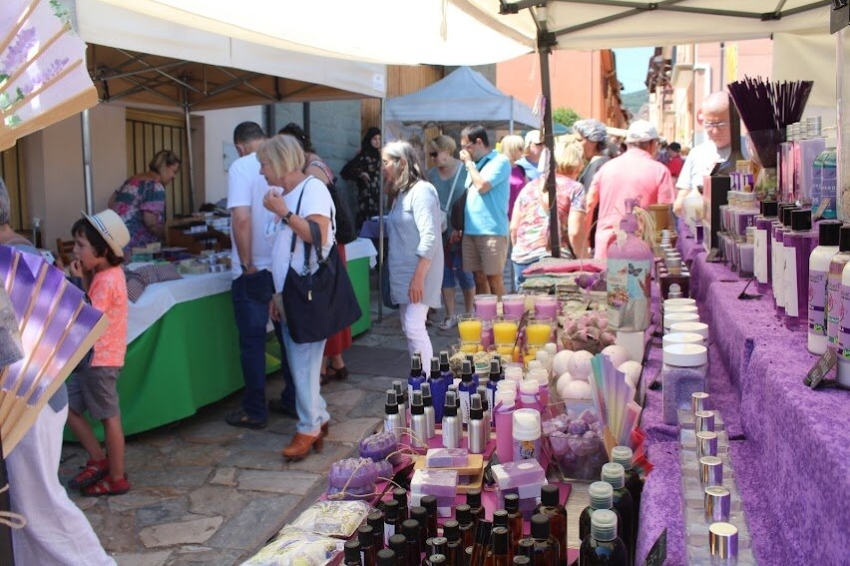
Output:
top-left (512, 408), bottom-right (542, 463)
top-left (662, 332), bottom-right (705, 349)
top-left (661, 344), bottom-right (708, 425)
top-left (669, 321), bottom-right (709, 344)
top-left (663, 312), bottom-right (701, 334)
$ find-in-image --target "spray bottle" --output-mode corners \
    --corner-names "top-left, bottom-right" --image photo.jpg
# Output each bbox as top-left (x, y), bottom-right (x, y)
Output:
top-left (420, 382), bottom-right (436, 439)
top-left (408, 355), bottom-right (426, 407)
top-left (429, 357), bottom-right (446, 423)
top-left (442, 390), bottom-right (460, 448)
top-left (409, 390), bottom-right (427, 449)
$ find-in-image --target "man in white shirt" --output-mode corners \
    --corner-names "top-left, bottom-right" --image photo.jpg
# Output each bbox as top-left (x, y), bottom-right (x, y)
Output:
top-left (673, 92), bottom-right (733, 215)
top-left (225, 122), bottom-right (295, 429)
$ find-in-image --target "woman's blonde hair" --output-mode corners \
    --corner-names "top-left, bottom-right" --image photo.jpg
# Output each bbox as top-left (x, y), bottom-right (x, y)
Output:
top-left (500, 135), bottom-right (524, 161)
top-left (256, 134), bottom-right (306, 179)
top-left (383, 141), bottom-right (423, 194)
top-left (556, 140), bottom-right (585, 177)
top-left (429, 135), bottom-right (456, 155)
top-left (148, 150), bottom-right (181, 175)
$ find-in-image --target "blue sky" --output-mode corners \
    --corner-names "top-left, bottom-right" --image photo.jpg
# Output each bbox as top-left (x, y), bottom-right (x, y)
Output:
top-left (613, 47), bottom-right (654, 93)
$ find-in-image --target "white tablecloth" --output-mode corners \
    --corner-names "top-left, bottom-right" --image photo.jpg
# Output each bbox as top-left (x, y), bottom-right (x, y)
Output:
top-left (127, 271), bottom-right (232, 343)
top-left (345, 238), bottom-right (378, 267)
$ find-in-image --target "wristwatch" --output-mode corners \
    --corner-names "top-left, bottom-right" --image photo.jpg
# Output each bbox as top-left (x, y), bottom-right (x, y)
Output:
top-left (282, 211), bottom-right (294, 224)
top-left (240, 263), bottom-right (254, 272)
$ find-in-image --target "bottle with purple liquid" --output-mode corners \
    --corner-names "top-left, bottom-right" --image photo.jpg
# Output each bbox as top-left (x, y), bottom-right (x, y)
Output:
top-left (783, 210), bottom-right (818, 330)
top-left (754, 200), bottom-right (778, 294)
top-left (772, 206), bottom-right (796, 319)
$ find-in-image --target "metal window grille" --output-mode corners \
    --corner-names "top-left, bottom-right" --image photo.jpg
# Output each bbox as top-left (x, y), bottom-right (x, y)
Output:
top-left (0, 142), bottom-right (28, 231)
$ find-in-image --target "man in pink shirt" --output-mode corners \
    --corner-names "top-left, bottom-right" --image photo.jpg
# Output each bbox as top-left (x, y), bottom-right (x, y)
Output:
top-left (586, 120), bottom-right (675, 258)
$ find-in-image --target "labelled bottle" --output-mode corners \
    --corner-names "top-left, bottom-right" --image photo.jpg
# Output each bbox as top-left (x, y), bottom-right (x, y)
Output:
top-left (605, 198), bottom-right (653, 331)
top-left (466, 489), bottom-right (485, 525)
top-left (534, 484), bottom-right (567, 566)
top-left (410, 390), bottom-right (427, 449)
top-left (578, 481), bottom-right (616, 543)
top-left (487, 359), bottom-right (501, 423)
top-left (601, 462), bottom-right (634, 565)
top-left (410, 506), bottom-right (429, 556)
top-left (610, 446), bottom-right (643, 524)
top-left (442, 390), bottom-right (460, 448)
top-left (402, 519), bottom-right (421, 566)
top-left (420, 495), bottom-right (439, 541)
top-left (504, 493), bottom-right (524, 554)
top-left (578, 509), bottom-right (628, 566)
top-left (821, 145), bottom-right (837, 220)
top-left (754, 200), bottom-right (778, 294)
top-left (772, 206), bottom-right (796, 318)
top-left (431, 356), bottom-right (446, 423)
top-left (837, 260), bottom-right (850, 388)
top-left (519, 514), bottom-right (560, 565)
top-left (808, 221), bottom-right (841, 354)
top-left (827, 226), bottom-right (850, 350)
top-left (783, 209), bottom-right (819, 330)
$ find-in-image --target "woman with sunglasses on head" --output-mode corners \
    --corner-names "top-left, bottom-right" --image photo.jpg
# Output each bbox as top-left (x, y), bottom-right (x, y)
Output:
top-left (383, 141), bottom-right (444, 363)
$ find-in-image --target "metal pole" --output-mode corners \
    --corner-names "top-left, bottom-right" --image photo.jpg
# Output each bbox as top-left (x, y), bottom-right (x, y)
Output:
top-left (539, 42), bottom-right (561, 258)
top-left (692, 44), bottom-right (698, 148)
top-left (378, 98), bottom-right (385, 322)
top-left (183, 89), bottom-right (196, 212)
top-left (81, 109), bottom-right (94, 214)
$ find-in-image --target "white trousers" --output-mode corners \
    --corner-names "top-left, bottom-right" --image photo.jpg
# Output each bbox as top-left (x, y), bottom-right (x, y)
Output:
top-left (6, 404), bottom-right (116, 566)
top-left (399, 303), bottom-right (434, 365)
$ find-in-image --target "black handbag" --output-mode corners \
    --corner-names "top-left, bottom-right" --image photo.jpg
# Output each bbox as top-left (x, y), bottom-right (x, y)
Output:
top-left (282, 190), bottom-right (362, 343)
top-left (450, 189), bottom-right (467, 232)
top-left (326, 180), bottom-right (358, 245)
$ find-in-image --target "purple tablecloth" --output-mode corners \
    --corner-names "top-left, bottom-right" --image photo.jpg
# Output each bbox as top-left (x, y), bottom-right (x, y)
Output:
top-left (635, 228), bottom-right (850, 565)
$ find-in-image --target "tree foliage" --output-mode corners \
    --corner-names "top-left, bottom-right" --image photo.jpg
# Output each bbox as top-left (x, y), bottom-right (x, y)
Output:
top-left (552, 107), bottom-right (581, 127)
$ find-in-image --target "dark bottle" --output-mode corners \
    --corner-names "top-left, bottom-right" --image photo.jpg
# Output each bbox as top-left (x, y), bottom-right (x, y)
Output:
top-left (516, 539), bottom-right (535, 559)
top-left (456, 504), bottom-right (475, 551)
top-left (443, 520), bottom-right (463, 566)
top-left (368, 510), bottom-right (385, 551)
top-left (378, 548), bottom-right (398, 566)
top-left (492, 509), bottom-right (509, 530)
top-left (535, 484), bottom-right (567, 566)
top-left (466, 489), bottom-right (485, 525)
top-left (403, 519), bottom-right (422, 566)
top-left (611, 446), bottom-right (643, 526)
top-left (410, 506), bottom-right (429, 556)
top-left (359, 525), bottom-right (378, 566)
top-left (512, 557), bottom-right (531, 565)
top-left (578, 481), bottom-right (616, 544)
top-left (420, 495), bottom-right (439, 541)
top-left (425, 554), bottom-right (446, 566)
top-left (429, 536), bottom-right (448, 559)
top-left (384, 499), bottom-right (402, 545)
top-left (394, 488), bottom-right (409, 523)
top-left (388, 534), bottom-right (408, 566)
top-left (345, 539), bottom-right (363, 566)
top-left (504, 493), bottom-right (524, 553)
top-left (601, 463), bottom-right (634, 566)
top-left (468, 520), bottom-right (493, 566)
top-left (492, 526), bottom-right (512, 566)
top-left (578, 509), bottom-right (628, 566)
top-left (520, 514), bottom-right (560, 566)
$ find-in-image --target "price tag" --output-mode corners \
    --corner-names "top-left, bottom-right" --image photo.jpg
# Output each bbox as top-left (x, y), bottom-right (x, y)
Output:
top-left (805, 348), bottom-right (837, 389)
top-left (641, 528), bottom-right (667, 566)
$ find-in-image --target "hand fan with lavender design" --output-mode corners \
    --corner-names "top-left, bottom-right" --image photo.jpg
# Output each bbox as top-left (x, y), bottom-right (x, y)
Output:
top-left (0, 246), bottom-right (106, 454)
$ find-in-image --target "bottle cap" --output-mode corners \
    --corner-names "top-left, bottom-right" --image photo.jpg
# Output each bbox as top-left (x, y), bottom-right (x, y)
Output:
top-left (760, 200), bottom-right (778, 217)
top-left (442, 520), bottom-right (459, 542)
top-left (383, 498), bottom-right (399, 520)
top-left (492, 509), bottom-right (509, 529)
top-left (387, 534), bottom-right (407, 556)
top-left (420, 494), bottom-right (437, 517)
top-left (377, 548), bottom-right (397, 566)
top-left (691, 391), bottom-right (710, 413)
top-left (664, 297), bottom-right (696, 308)
top-left (611, 446), bottom-right (634, 469)
top-left (790, 209), bottom-right (812, 231)
top-left (695, 410), bottom-right (716, 432)
top-left (420, 382), bottom-right (433, 407)
top-left (513, 556), bottom-right (531, 565)
top-left (704, 485), bottom-right (732, 523)
top-left (410, 506), bottom-right (427, 527)
top-left (469, 394), bottom-right (484, 420)
top-left (430, 536), bottom-right (447, 553)
top-left (439, 351), bottom-right (450, 371)
top-left (429, 554), bottom-right (446, 565)
top-left (818, 220), bottom-right (841, 246)
top-left (443, 391), bottom-right (458, 417)
top-left (410, 390), bottom-right (424, 415)
top-left (589, 508), bottom-right (618, 542)
top-left (662, 343), bottom-right (708, 366)
top-left (530, 514), bottom-right (551, 539)
top-left (504, 493), bottom-right (519, 513)
top-left (697, 431), bottom-right (719, 458)
top-left (540, 483), bottom-right (560, 506)
top-left (669, 321), bottom-right (709, 340)
top-left (385, 390), bottom-right (399, 414)
top-left (368, 510), bottom-right (383, 531)
top-left (456, 504), bottom-right (472, 525)
top-left (492, 526), bottom-right (510, 554)
top-left (430, 357), bottom-right (440, 377)
top-left (668, 283), bottom-right (683, 298)
top-left (393, 487), bottom-right (407, 507)
top-left (781, 206), bottom-right (796, 227)
top-left (700, 455), bottom-right (724, 486)
top-left (840, 226), bottom-right (850, 252)
top-left (357, 524), bottom-right (373, 546)
top-left (477, 386), bottom-right (490, 410)
top-left (402, 518), bottom-right (419, 539)
top-left (511, 408), bottom-right (541, 441)
top-left (662, 332), bottom-right (705, 349)
top-left (662, 312), bottom-right (701, 332)
top-left (410, 355), bottom-right (422, 374)
top-left (462, 360), bottom-right (473, 382)
top-left (344, 539), bottom-right (361, 562)
top-left (709, 522), bottom-right (739, 560)
top-left (588, 481), bottom-right (614, 509)
top-left (519, 380), bottom-right (539, 396)
top-left (601, 462), bottom-right (625, 489)
top-left (466, 488), bottom-right (482, 509)
top-left (490, 359), bottom-right (501, 380)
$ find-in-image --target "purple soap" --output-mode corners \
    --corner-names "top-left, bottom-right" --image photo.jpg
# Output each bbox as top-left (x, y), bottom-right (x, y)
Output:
top-left (492, 459), bottom-right (546, 490)
top-left (425, 447), bottom-right (469, 468)
top-left (410, 469), bottom-right (458, 498)
top-left (359, 431), bottom-right (399, 464)
top-left (328, 458), bottom-right (378, 489)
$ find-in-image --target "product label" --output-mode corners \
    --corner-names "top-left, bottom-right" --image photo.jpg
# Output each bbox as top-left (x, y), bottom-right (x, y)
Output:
top-left (821, 164), bottom-right (837, 219)
top-left (773, 235), bottom-right (785, 307)
top-left (754, 228), bottom-right (767, 283)
top-left (784, 245), bottom-right (797, 316)
top-left (808, 269), bottom-right (828, 333)
top-left (459, 389), bottom-right (471, 424)
top-left (827, 264), bottom-right (846, 347)
top-left (839, 284), bottom-right (850, 359)
top-left (606, 258), bottom-right (652, 332)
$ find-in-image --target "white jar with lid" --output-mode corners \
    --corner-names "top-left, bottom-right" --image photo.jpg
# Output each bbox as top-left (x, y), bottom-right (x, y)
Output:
top-left (512, 408), bottom-right (542, 463)
top-left (662, 332), bottom-right (706, 349)
top-left (661, 343), bottom-right (709, 425)
top-left (663, 312), bottom-right (700, 334)
top-left (669, 321), bottom-right (709, 344)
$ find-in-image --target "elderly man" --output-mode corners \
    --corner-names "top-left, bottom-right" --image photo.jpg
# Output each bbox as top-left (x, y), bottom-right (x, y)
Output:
top-left (673, 92), bottom-right (732, 215)
top-left (515, 129), bottom-right (544, 181)
top-left (587, 120), bottom-right (676, 258)
top-left (459, 124), bottom-right (511, 298)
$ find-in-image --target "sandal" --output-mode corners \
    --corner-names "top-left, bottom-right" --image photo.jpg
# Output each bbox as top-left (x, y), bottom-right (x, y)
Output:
top-left (225, 408), bottom-right (267, 430)
top-left (321, 365), bottom-right (349, 386)
top-left (438, 318), bottom-right (458, 330)
top-left (83, 475), bottom-right (131, 497)
top-left (68, 458), bottom-right (109, 490)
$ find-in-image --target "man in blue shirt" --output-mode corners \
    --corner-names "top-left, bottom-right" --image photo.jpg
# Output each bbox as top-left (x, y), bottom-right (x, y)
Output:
top-left (459, 124), bottom-right (511, 299)
top-left (515, 129), bottom-right (544, 181)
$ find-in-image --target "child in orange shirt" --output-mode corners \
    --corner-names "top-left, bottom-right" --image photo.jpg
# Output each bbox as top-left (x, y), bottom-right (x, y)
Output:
top-left (66, 210), bottom-right (131, 496)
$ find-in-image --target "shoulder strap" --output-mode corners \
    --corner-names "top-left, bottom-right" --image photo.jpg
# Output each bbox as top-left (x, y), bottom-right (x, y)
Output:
top-left (443, 163), bottom-right (463, 212)
top-left (288, 180), bottom-right (309, 256)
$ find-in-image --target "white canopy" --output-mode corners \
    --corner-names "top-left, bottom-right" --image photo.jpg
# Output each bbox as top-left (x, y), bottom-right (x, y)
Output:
top-left (385, 66), bottom-right (539, 129)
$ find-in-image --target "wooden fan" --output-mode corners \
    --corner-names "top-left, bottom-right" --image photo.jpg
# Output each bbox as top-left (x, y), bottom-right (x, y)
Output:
top-left (0, 246), bottom-right (107, 454)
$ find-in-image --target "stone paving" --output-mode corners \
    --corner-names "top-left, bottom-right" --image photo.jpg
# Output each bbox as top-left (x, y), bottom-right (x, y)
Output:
top-left (58, 301), bottom-right (457, 566)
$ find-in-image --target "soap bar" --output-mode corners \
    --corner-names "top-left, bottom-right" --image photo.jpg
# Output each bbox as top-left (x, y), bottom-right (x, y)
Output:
top-left (500, 479), bottom-right (548, 499)
top-left (491, 459), bottom-right (546, 490)
top-left (425, 448), bottom-right (469, 468)
top-left (410, 469), bottom-right (458, 498)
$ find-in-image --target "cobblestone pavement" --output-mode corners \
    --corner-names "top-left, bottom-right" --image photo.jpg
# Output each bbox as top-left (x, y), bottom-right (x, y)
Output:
top-left (58, 301), bottom-right (457, 566)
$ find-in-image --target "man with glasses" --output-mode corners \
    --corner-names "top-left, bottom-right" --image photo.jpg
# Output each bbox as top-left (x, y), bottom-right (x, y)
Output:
top-left (459, 124), bottom-right (511, 298)
top-left (673, 92), bottom-right (733, 215)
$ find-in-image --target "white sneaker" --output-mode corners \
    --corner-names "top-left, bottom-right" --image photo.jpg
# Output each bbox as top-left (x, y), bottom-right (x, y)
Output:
top-left (438, 318), bottom-right (458, 330)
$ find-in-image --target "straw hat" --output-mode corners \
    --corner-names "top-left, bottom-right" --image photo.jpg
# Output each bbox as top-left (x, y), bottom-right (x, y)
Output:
top-left (82, 209), bottom-right (130, 257)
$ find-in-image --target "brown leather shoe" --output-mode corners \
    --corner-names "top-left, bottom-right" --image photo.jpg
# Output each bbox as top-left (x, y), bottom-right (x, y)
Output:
top-left (281, 432), bottom-right (323, 461)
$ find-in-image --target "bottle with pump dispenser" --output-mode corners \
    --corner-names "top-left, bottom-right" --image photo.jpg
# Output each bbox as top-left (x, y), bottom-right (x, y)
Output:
top-left (606, 198), bottom-right (654, 332)
top-left (826, 226), bottom-right (850, 350)
top-left (534, 484), bottom-right (567, 565)
top-left (808, 221), bottom-right (841, 353)
top-left (578, 481), bottom-right (616, 543)
top-left (441, 390), bottom-right (460, 448)
top-left (409, 390), bottom-right (427, 449)
top-left (420, 382), bottom-right (436, 439)
top-left (783, 209), bottom-right (819, 330)
top-left (487, 359), bottom-right (501, 422)
top-left (578, 509), bottom-right (628, 566)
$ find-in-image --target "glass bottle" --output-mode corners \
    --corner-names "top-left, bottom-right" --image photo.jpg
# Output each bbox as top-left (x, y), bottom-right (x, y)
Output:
top-left (443, 520), bottom-right (463, 566)
top-left (492, 509), bottom-right (509, 530)
top-left (383, 499), bottom-right (401, 545)
top-left (578, 481), bottom-right (615, 543)
top-left (467, 489), bottom-right (485, 525)
top-left (377, 548), bottom-right (398, 566)
top-left (518, 514), bottom-right (559, 566)
top-left (424, 554), bottom-right (445, 566)
top-left (754, 200), bottom-right (778, 294)
top-left (491, 526), bottom-right (512, 566)
top-left (359, 525), bottom-right (377, 566)
top-left (388, 534), bottom-right (408, 566)
top-left (468, 520), bottom-right (493, 566)
top-left (534, 484), bottom-right (567, 566)
top-left (456, 504), bottom-right (475, 551)
top-left (503, 493), bottom-right (524, 554)
top-left (610, 446), bottom-right (643, 521)
top-left (410, 506), bottom-right (428, 556)
top-left (512, 557), bottom-right (531, 565)
top-left (601, 463), bottom-right (634, 566)
top-left (420, 495), bottom-right (439, 541)
top-left (345, 539), bottom-right (363, 566)
top-left (783, 209), bottom-right (818, 330)
top-left (578, 509), bottom-right (628, 566)
top-left (368, 511), bottom-right (385, 551)
top-left (393, 488), bottom-right (409, 523)
top-left (402, 519), bottom-right (421, 566)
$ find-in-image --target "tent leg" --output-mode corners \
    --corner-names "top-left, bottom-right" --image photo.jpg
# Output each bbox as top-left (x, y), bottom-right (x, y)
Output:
top-left (538, 42), bottom-right (560, 258)
top-left (81, 109), bottom-right (94, 215)
top-left (183, 91), bottom-right (196, 213)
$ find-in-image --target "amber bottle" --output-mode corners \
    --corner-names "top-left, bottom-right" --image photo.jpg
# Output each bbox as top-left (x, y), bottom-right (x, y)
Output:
top-left (534, 484), bottom-right (567, 566)
top-left (503, 493), bottom-right (524, 554)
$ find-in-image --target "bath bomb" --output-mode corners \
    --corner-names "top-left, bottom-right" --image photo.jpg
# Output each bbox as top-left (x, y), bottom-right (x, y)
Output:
top-left (552, 350), bottom-right (574, 377)
top-left (567, 350), bottom-right (594, 381)
top-left (561, 379), bottom-right (592, 400)
top-left (619, 361), bottom-right (642, 388)
top-left (556, 372), bottom-right (574, 398)
top-left (601, 345), bottom-right (630, 369)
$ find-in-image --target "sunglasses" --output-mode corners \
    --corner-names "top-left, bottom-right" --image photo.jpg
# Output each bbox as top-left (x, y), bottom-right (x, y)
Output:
top-left (429, 152), bottom-right (438, 158)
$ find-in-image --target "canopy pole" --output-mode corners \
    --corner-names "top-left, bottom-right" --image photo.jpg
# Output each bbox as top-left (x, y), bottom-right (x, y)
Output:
top-left (81, 109), bottom-right (94, 214)
top-left (539, 41), bottom-right (560, 258)
top-left (377, 98), bottom-right (385, 323)
top-left (183, 88), bottom-right (196, 212)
